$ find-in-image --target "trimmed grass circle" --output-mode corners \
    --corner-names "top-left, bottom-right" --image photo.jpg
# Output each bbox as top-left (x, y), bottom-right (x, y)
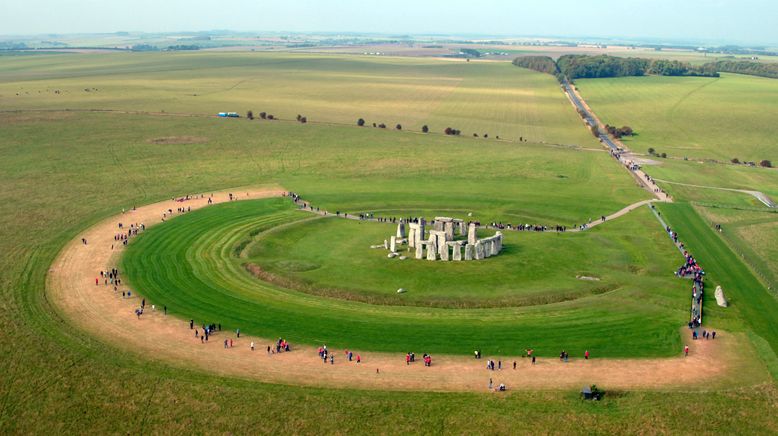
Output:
top-left (122, 197), bottom-right (689, 357)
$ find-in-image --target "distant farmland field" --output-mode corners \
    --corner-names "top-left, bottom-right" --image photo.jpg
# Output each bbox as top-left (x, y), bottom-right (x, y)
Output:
top-left (0, 52), bottom-right (597, 146)
top-left (576, 73), bottom-right (778, 162)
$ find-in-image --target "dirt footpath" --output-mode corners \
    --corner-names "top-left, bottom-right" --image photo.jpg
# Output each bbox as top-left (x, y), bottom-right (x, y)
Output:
top-left (48, 188), bottom-right (749, 392)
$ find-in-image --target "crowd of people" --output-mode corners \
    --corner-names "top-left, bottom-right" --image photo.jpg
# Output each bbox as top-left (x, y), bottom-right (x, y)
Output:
top-left (665, 223), bottom-right (707, 331)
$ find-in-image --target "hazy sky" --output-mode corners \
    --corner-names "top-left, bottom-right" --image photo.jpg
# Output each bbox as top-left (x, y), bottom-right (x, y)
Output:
top-left (1, 0), bottom-right (776, 45)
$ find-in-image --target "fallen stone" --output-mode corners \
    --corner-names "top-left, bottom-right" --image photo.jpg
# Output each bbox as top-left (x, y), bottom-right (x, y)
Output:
top-left (396, 288), bottom-right (406, 293)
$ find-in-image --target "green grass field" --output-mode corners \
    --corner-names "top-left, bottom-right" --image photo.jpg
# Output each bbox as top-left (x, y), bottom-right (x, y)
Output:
top-left (246, 206), bottom-right (682, 308)
top-left (0, 52), bottom-right (599, 146)
top-left (1, 51), bottom-right (777, 433)
top-left (576, 73), bottom-right (778, 162)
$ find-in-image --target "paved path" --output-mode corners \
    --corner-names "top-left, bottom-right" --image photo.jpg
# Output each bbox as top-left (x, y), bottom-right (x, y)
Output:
top-left (561, 81), bottom-right (671, 203)
top-left (647, 204), bottom-right (702, 321)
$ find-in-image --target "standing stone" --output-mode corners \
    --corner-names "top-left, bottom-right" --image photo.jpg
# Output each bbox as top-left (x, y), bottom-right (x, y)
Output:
top-left (444, 222), bottom-right (454, 241)
top-left (419, 219), bottom-right (426, 241)
top-left (464, 244), bottom-right (474, 261)
top-left (452, 243), bottom-right (462, 261)
top-left (427, 237), bottom-right (438, 261)
top-left (474, 241), bottom-right (484, 260)
top-left (396, 221), bottom-right (406, 239)
top-left (433, 220), bottom-right (443, 232)
top-left (715, 286), bottom-right (728, 307)
top-left (468, 223), bottom-right (477, 245)
top-left (485, 240), bottom-right (494, 258)
top-left (494, 232), bottom-right (503, 253)
top-left (415, 241), bottom-right (424, 259)
top-left (390, 236), bottom-right (397, 253)
top-left (457, 221), bottom-right (466, 236)
top-left (408, 223), bottom-right (419, 248)
top-left (440, 243), bottom-right (450, 261)
top-left (429, 231), bottom-right (445, 256)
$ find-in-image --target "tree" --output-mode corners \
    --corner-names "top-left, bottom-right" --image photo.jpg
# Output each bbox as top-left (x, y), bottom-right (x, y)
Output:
top-left (483, 134), bottom-right (488, 138)
top-left (647, 147), bottom-right (655, 155)
top-left (296, 114), bottom-right (302, 121)
top-left (259, 112), bottom-right (267, 120)
top-left (357, 118), bottom-right (365, 127)
top-left (395, 124), bottom-right (402, 130)
top-left (247, 110), bottom-right (254, 120)
top-left (473, 133), bottom-right (478, 137)
top-left (300, 117), bottom-right (307, 123)
top-left (731, 158), bottom-right (740, 164)
top-left (660, 152), bottom-right (667, 158)
top-left (267, 114), bottom-right (274, 120)
top-left (378, 123), bottom-right (386, 129)
top-left (421, 125), bottom-right (429, 133)
top-left (512, 56), bottom-right (558, 75)
top-left (444, 127), bottom-right (453, 135)
top-left (760, 160), bottom-right (773, 168)
top-left (372, 123), bottom-right (377, 127)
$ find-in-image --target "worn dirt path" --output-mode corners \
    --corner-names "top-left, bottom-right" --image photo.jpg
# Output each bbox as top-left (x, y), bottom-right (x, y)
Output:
top-left (295, 196), bottom-right (662, 232)
top-left (653, 179), bottom-right (776, 208)
top-left (47, 188), bottom-right (756, 392)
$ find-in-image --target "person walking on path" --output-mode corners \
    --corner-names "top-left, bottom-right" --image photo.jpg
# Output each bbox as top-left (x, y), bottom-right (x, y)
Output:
top-left (585, 350), bottom-right (590, 360)
top-left (250, 341), bottom-right (255, 351)
top-left (356, 354), bottom-right (361, 364)
top-left (488, 378), bottom-right (493, 390)
top-left (684, 345), bottom-right (689, 357)
top-left (513, 361), bottom-right (516, 370)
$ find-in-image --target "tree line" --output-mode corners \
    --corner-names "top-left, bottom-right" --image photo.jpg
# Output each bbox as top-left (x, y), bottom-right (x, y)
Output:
top-left (513, 55), bottom-right (722, 80)
top-left (511, 56), bottom-right (558, 75)
top-left (707, 60), bottom-right (778, 79)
